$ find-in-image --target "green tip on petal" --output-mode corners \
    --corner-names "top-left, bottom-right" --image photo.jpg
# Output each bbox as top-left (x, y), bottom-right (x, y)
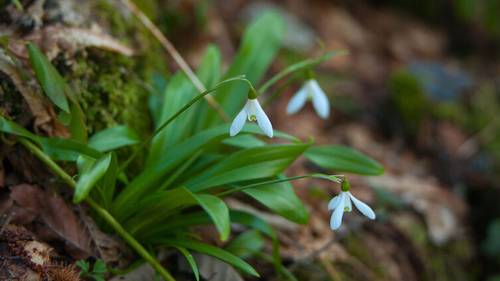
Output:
top-left (341, 178), bottom-right (351, 192)
top-left (247, 88), bottom-right (258, 99)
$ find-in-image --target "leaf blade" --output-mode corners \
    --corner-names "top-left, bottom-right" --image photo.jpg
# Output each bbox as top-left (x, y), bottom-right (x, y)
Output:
top-left (27, 43), bottom-right (70, 113)
top-left (74, 153), bottom-right (112, 203)
top-left (304, 145), bottom-right (384, 175)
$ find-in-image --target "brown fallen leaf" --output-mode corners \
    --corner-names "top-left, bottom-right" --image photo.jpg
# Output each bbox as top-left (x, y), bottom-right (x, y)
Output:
top-left (1, 50), bottom-right (52, 127)
top-left (78, 206), bottom-right (131, 268)
top-left (9, 184), bottom-right (94, 259)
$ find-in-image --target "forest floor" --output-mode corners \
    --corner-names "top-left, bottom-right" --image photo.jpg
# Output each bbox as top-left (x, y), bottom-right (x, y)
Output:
top-left (1, 0), bottom-right (499, 280)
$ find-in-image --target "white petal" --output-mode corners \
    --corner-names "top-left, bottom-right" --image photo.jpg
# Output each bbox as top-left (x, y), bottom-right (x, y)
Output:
top-left (229, 108), bottom-right (247, 136)
top-left (348, 192), bottom-right (376, 220)
top-left (286, 85), bottom-right (309, 115)
top-left (309, 80), bottom-right (330, 119)
top-left (328, 195), bottom-right (341, 210)
top-left (244, 100), bottom-right (256, 120)
top-left (330, 193), bottom-right (346, 230)
top-left (344, 195), bottom-right (352, 212)
top-left (251, 99), bottom-right (273, 138)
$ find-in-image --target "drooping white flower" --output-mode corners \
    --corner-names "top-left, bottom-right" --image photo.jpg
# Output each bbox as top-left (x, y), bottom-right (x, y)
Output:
top-left (328, 190), bottom-right (376, 230)
top-left (230, 98), bottom-right (273, 138)
top-left (286, 79), bottom-right (330, 119)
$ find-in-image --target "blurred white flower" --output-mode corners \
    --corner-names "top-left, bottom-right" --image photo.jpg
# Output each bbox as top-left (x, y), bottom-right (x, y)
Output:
top-left (230, 98), bottom-right (273, 138)
top-left (286, 79), bottom-right (330, 119)
top-left (328, 190), bottom-right (376, 230)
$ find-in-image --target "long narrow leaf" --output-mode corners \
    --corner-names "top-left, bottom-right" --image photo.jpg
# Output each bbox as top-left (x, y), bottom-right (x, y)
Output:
top-left (124, 187), bottom-right (230, 242)
top-left (203, 11), bottom-right (285, 127)
top-left (194, 194), bottom-right (230, 241)
top-left (0, 116), bottom-right (101, 161)
top-left (175, 247), bottom-right (200, 281)
top-left (159, 238), bottom-right (259, 277)
top-left (185, 143), bottom-right (309, 192)
top-left (74, 153), bottom-right (112, 203)
top-left (27, 43), bottom-right (70, 113)
top-left (243, 180), bottom-right (308, 224)
top-left (304, 145), bottom-right (384, 175)
top-left (112, 124), bottom-right (298, 216)
top-left (89, 126), bottom-right (140, 152)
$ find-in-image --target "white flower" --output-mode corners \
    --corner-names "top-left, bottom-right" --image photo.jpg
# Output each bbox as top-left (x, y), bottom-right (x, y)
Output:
top-left (230, 98), bottom-right (273, 138)
top-left (286, 79), bottom-right (330, 119)
top-left (328, 191), bottom-right (376, 230)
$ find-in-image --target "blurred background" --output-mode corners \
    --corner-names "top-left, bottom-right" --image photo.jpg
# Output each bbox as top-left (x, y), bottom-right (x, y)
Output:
top-left (161, 0), bottom-right (500, 280)
top-left (1, 0), bottom-right (499, 280)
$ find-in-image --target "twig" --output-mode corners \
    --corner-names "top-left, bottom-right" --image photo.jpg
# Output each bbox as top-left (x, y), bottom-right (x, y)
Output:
top-left (119, 0), bottom-right (230, 122)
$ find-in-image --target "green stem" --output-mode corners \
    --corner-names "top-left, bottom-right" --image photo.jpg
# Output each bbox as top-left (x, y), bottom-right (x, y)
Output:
top-left (118, 76), bottom-right (251, 172)
top-left (19, 139), bottom-right (176, 281)
top-left (217, 173), bottom-right (343, 197)
top-left (258, 50), bottom-right (348, 95)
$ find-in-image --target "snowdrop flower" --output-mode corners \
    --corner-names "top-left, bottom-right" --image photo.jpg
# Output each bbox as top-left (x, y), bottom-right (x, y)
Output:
top-left (328, 179), bottom-right (376, 230)
top-left (230, 89), bottom-right (273, 138)
top-left (286, 79), bottom-right (330, 119)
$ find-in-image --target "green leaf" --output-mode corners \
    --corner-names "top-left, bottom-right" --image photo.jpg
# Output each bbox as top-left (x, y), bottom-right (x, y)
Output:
top-left (225, 230), bottom-right (264, 259)
top-left (112, 124), bottom-right (298, 216)
top-left (99, 153), bottom-right (118, 208)
top-left (243, 180), bottom-right (308, 224)
top-left (196, 44), bottom-right (221, 89)
top-left (222, 134), bottom-right (266, 148)
top-left (149, 72), bottom-right (196, 161)
top-left (0, 116), bottom-right (101, 161)
top-left (76, 260), bottom-right (90, 273)
top-left (91, 260), bottom-right (107, 275)
top-left (230, 211), bottom-right (277, 239)
top-left (77, 155), bottom-right (95, 175)
top-left (185, 143), bottom-right (309, 192)
top-left (149, 46), bottom-right (222, 165)
top-left (204, 11), bottom-right (285, 127)
top-left (88, 126), bottom-right (140, 152)
top-left (258, 50), bottom-right (348, 94)
top-left (159, 238), bottom-right (259, 277)
top-left (194, 194), bottom-right (230, 241)
top-left (304, 145), bottom-right (384, 175)
top-left (175, 247), bottom-right (200, 281)
top-left (68, 99), bottom-right (87, 143)
top-left (74, 153), bottom-right (112, 203)
top-left (123, 187), bottom-right (230, 241)
top-left (193, 45), bottom-right (222, 131)
top-left (27, 43), bottom-right (70, 113)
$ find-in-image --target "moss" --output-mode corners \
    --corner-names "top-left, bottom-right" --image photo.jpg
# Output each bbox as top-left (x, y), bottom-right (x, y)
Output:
top-left (92, 0), bottom-right (168, 78)
top-left (61, 49), bottom-right (150, 138)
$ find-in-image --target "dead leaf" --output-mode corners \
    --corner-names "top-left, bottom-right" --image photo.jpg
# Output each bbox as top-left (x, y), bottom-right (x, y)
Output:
top-left (9, 184), bottom-right (94, 258)
top-left (78, 206), bottom-right (131, 267)
top-left (109, 263), bottom-right (157, 281)
top-left (367, 174), bottom-right (466, 245)
top-left (0, 49), bottom-right (54, 130)
top-left (24, 240), bottom-right (52, 266)
top-left (191, 254), bottom-right (244, 281)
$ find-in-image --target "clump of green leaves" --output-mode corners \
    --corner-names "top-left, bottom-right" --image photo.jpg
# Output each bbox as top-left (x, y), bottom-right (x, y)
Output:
top-left (76, 259), bottom-right (107, 281)
top-left (0, 11), bottom-right (384, 281)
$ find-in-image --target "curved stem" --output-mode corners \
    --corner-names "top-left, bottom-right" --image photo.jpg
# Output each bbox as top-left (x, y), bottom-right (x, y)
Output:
top-left (258, 50), bottom-right (348, 95)
top-left (217, 173), bottom-right (343, 197)
top-left (19, 138), bottom-right (176, 281)
top-left (119, 0), bottom-right (229, 122)
top-left (118, 76), bottom-right (250, 172)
